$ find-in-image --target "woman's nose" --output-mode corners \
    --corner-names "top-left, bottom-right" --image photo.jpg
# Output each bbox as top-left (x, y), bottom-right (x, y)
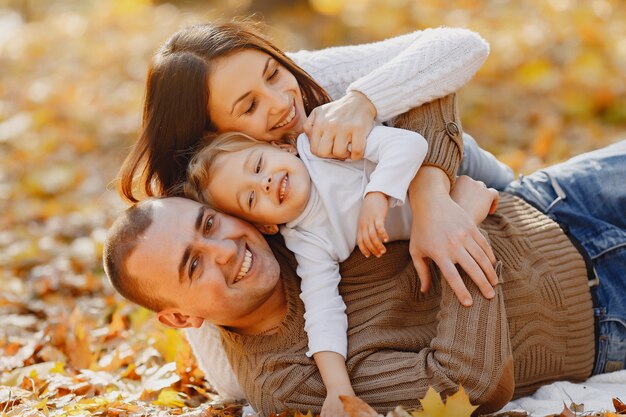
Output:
top-left (264, 87), bottom-right (290, 114)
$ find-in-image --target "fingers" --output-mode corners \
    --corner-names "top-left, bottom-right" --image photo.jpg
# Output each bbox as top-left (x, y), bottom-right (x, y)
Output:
top-left (367, 221), bottom-right (386, 257)
top-left (349, 128), bottom-right (366, 161)
top-left (472, 227), bottom-right (497, 270)
top-left (374, 218), bottom-right (389, 243)
top-left (489, 189), bottom-right (499, 214)
top-left (358, 220), bottom-right (387, 257)
top-left (465, 236), bottom-right (498, 288)
top-left (316, 130), bottom-right (335, 158)
top-left (411, 253), bottom-right (432, 293)
top-left (454, 248), bottom-right (496, 300)
top-left (435, 258), bottom-right (474, 306)
top-left (332, 133), bottom-right (351, 160)
top-left (357, 230), bottom-right (371, 258)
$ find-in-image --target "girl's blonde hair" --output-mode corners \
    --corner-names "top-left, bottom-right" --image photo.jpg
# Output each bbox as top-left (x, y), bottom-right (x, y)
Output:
top-left (184, 132), bottom-right (267, 206)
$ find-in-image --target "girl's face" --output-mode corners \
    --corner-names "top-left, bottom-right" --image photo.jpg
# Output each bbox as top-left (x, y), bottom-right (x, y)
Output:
top-left (207, 49), bottom-right (307, 142)
top-left (205, 143), bottom-right (311, 228)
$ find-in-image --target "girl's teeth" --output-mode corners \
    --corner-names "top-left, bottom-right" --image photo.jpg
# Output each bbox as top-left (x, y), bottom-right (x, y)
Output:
top-left (235, 249), bottom-right (252, 282)
top-left (274, 105), bottom-right (295, 129)
top-left (279, 176), bottom-right (287, 202)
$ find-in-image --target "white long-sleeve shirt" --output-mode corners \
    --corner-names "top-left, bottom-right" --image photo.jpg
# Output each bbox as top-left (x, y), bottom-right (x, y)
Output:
top-left (282, 125), bottom-right (427, 358)
top-left (186, 27), bottom-right (492, 400)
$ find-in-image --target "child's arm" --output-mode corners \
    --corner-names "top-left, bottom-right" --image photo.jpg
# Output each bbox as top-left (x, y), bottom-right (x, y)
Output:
top-left (356, 125), bottom-right (428, 257)
top-left (281, 230), bottom-right (354, 413)
top-left (362, 125), bottom-right (428, 204)
top-left (314, 351), bottom-right (354, 417)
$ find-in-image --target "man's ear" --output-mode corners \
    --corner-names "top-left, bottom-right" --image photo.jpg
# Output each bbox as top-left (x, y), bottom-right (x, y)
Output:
top-left (157, 309), bottom-right (204, 329)
top-left (255, 224), bottom-right (279, 235)
top-left (271, 141), bottom-right (298, 155)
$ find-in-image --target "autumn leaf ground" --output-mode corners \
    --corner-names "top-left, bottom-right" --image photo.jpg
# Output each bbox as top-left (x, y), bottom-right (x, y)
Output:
top-left (2, 1), bottom-right (626, 416)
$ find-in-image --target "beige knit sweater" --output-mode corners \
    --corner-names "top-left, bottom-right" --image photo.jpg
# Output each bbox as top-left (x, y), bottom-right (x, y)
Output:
top-left (219, 95), bottom-right (595, 415)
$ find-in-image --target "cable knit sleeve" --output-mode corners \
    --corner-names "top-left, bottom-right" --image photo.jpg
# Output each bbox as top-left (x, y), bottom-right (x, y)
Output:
top-left (287, 27), bottom-right (489, 122)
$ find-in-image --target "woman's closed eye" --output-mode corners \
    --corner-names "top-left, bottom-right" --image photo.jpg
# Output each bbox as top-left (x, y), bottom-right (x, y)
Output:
top-left (244, 98), bottom-right (257, 115)
top-left (268, 67), bottom-right (279, 81)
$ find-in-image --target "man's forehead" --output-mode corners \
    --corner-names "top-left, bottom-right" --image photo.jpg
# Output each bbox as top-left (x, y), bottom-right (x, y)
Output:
top-left (128, 199), bottom-right (199, 280)
top-left (144, 198), bottom-right (201, 244)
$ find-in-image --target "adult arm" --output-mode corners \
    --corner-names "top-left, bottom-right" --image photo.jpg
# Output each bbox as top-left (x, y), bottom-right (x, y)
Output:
top-left (289, 27), bottom-right (489, 121)
top-left (288, 27), bottom-right (489, 159)
top-left (393, 94), bottom-right (498, 304)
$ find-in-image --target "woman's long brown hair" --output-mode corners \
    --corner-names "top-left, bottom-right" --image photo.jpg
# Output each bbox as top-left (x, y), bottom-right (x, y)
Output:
top-left (118, 21), bottom-right (331, 203)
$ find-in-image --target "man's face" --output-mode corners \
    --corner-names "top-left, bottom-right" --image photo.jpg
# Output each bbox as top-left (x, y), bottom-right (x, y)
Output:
top-left (126, 197), bottom-right (281, 329)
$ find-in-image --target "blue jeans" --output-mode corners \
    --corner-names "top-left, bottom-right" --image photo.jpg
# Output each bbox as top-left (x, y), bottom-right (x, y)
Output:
top-left (505, 140), bottom-right (626, 375)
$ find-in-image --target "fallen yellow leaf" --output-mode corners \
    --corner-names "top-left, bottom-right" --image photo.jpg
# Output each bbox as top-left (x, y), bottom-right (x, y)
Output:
top-left (411, 386), bottom-right (477, 417)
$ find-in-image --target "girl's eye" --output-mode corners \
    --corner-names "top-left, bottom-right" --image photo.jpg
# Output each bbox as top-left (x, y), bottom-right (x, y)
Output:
top-left (255, 157), bottom-right (262, 173)
top-left (203, 215), bottom-right (214, 234)
top-left (248, 191), bottom-right (255, 209)
top-left (244, 98), bottom-right (257, 115)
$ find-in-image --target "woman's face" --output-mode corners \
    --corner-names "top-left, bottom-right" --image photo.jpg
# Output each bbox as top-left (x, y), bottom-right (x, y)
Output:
top-left (207, 49), bottom-right (307, 142)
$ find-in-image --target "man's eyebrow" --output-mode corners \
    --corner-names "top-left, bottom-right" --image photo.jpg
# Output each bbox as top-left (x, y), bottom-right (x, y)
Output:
top-left (178, 205), bottom-right (207, 284)
top-left (230, 57), bottom-right (272, 115)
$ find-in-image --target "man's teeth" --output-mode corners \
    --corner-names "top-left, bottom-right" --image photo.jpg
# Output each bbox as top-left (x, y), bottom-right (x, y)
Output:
top-left (274, 105), bottom-right (295, 129)
top-left (235, 249), bottom-right (252, 283)
top-left (279, 176), bottom-right (288, 203)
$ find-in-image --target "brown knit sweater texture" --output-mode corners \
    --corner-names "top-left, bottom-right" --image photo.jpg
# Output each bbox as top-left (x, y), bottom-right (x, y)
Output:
top-left (219, 95), bottom-right (595, 415)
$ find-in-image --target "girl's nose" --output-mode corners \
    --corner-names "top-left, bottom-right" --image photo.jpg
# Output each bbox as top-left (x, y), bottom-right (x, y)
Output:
top-left (263, 175), bottom-right (272, 192)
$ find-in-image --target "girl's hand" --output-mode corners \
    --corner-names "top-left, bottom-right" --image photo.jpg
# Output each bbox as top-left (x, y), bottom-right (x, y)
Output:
top-left (450, 176), bottom-right (499, 224)
top-left (357, 192), bottom-right (389, 258)
top-left (304, 91), bottom-right (376, 161)
top-left (408, 167), bottom-right (498, 307)
top-left (322, 385), bottom-right (354, 417)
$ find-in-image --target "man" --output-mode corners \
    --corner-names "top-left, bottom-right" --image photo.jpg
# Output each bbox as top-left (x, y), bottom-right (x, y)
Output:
top-left (103, 174), bottom-right (603, 415)
top-left (104, 96), bottom-right (626, 415)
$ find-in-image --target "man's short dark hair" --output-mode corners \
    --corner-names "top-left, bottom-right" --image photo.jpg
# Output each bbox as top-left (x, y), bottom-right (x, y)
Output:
top-left (103, 199), bottom-right (169, 312)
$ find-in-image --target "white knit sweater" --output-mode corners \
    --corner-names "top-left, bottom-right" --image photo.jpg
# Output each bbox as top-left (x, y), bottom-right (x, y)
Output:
top-left (185, 26), bottom-right (490, 401)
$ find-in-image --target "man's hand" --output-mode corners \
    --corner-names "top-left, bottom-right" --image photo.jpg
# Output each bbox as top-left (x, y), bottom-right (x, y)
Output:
top-left (451, 176), bottom-right (499, 224)
top-left (304, 91), bottom-right (376, 161)
top-left (357, 192), bottom-right (389, 258)
top-left (408, 167), bottom-right (498, 306)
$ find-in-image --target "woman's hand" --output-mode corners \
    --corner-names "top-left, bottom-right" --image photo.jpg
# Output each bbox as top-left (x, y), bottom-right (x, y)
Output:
top-left (304, 91), bottom-right (376, 160)
top-left (451, 176), bottom-right (499, 224)
top-left (408, 167), bottom-right (498, 307)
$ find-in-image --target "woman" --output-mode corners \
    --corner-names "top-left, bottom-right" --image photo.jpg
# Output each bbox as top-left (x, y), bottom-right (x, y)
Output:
top-left (119, 20), bottom-right (505, 304)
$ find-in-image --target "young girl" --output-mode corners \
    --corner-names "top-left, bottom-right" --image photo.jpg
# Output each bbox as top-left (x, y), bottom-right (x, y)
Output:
top-left (184, 125), bottom-right (502, 416)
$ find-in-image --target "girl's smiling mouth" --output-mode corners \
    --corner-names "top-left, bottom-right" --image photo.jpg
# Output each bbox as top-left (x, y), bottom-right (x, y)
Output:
top-left (278, 174), bottom-right (289, 203)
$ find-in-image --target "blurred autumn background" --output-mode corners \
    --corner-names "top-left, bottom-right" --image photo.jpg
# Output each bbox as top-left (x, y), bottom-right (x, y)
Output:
top-left (1, 0), bottom-right (625, 415)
